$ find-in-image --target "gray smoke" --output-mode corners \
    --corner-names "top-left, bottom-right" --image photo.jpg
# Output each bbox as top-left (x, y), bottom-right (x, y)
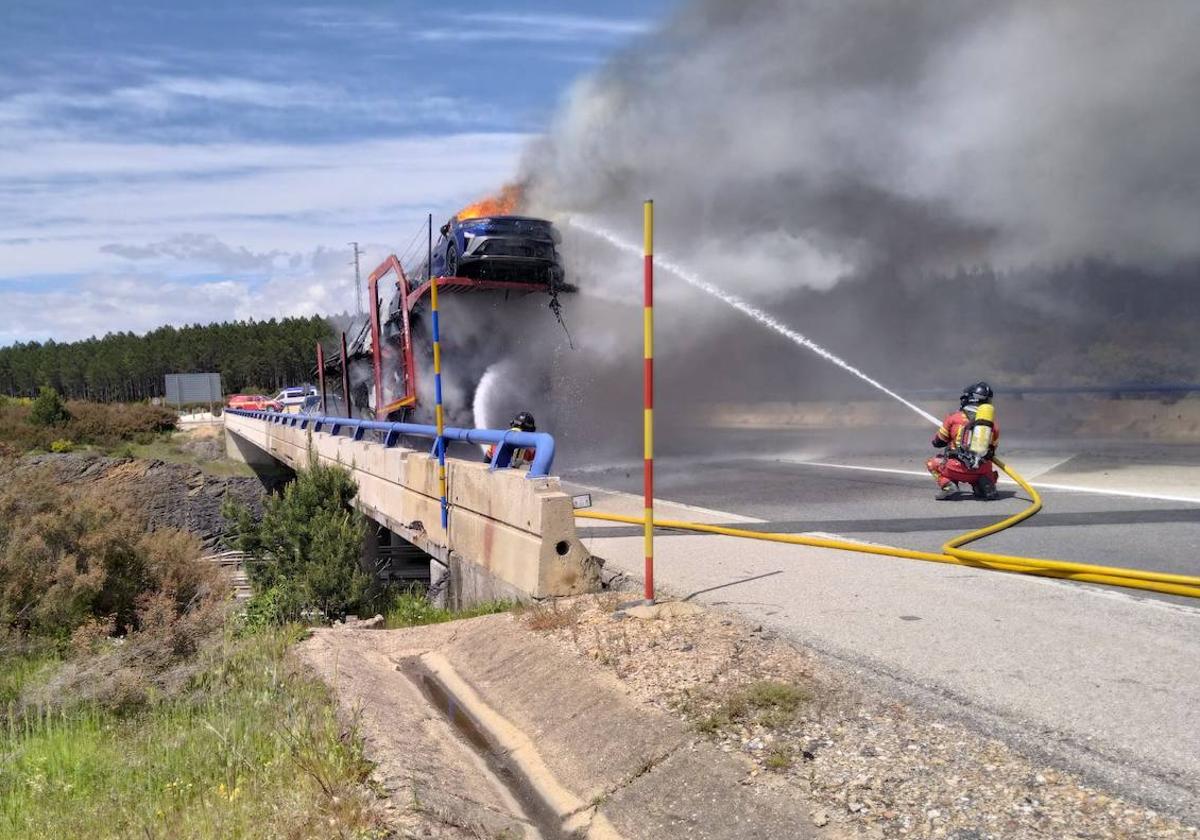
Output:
top-left (457, 1), bottom-right (1200, 464)
top-left (527, 0), bottom-right (1200, 274)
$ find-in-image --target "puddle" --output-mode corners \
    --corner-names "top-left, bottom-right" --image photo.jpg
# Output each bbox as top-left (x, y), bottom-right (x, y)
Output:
top-left (399, 657), bottom-right (576, 840)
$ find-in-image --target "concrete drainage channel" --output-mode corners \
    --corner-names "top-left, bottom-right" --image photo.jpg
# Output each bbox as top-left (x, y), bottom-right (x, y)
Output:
top-left (299, 615), bottom-right (822, 840)
top-left (399, 656), bottom-right (584, 840)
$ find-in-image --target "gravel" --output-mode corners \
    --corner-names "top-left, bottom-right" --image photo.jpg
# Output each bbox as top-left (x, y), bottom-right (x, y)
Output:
top-left (532, 594), bottom-right (1197, 839)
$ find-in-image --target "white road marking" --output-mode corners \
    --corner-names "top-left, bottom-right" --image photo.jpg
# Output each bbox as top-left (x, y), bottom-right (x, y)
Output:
top-left (581, 485), bottom-right (1200, 616)
top-left (565, 481), bottom-right (767, 523)
top-left (791, 459), bottom-right (1200, 505)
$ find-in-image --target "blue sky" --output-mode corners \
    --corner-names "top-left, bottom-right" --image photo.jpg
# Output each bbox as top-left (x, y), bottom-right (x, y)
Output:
top-left (0, 0), bottom-right (676, 343)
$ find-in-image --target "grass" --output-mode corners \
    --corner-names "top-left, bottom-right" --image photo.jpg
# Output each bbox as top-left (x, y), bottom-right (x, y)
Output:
top-left (113, 433), bottom-right (256, 478)
top-left (384, 590), bottom-right (513, 629)
top-left (0, 628), bottom-right (386, 840)
top-left (694, 680), bottom-right (811, 735)
top-left (0, 650), bottom-right (58, 707)
top-left (516, 599), bottom-right (582, 631)
top-left (765, 744), bottom-right (794, 771)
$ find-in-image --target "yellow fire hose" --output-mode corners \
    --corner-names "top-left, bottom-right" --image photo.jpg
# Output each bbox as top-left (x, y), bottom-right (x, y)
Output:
top-left (574, 458), bottom-right (1200, 600)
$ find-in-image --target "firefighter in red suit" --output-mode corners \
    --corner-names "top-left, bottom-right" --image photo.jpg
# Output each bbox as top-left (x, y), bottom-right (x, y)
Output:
top-left (926, 382), bottom-right (999, 500)
top-left (484, 412), bottom-right (536, 468)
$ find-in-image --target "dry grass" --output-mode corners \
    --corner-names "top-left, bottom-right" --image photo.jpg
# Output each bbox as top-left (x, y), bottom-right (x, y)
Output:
top-left (693, 679), bottom-right (811, 735)
top-left (516, 599), bottom-right (583, 631)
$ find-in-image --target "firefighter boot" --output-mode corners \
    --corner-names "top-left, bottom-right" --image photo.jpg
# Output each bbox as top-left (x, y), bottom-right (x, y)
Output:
top-left (973, 475), bottom-right (998, 500)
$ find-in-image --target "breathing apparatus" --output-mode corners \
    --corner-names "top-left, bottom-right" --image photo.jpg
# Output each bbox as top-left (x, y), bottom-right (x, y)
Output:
top-left (958, 382), bottom-right (995, 469)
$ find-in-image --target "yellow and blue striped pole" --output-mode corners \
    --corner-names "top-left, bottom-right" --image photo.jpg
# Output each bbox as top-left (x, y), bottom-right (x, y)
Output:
top-left (643, 199), bottom-right (655, 603)
top-left (430, 214), bottom-right (448, 530)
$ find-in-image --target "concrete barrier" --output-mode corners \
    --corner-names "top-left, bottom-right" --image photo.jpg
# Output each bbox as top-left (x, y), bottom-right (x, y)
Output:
top-left (224, 412), bottom-right (599, 605)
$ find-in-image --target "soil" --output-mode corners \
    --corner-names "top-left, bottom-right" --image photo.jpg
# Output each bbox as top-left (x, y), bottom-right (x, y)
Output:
top-left (529, 594), bottom-right (1198, 840)
top-left (11, 452), bottom-right (264, 550)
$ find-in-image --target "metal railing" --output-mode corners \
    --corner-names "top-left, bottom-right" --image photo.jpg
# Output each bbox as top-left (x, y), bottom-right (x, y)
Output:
top-left (225, 408), bottom-right (556, 478)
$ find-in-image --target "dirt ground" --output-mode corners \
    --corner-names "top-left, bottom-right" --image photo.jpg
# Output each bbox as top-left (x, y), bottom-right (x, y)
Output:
top-left (518, 594), bottom-right (1196, 839)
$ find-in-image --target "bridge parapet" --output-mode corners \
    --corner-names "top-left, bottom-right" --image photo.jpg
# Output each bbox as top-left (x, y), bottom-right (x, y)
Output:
top-left (224, 411), bottom-right (599, 605)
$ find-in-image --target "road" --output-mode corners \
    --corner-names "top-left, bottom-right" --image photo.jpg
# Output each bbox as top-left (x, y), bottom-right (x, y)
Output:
top-left (563, 430), bottom-right (1200, 823)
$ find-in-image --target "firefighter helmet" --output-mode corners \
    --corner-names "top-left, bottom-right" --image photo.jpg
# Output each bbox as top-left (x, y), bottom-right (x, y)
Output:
top-left (512, 412), bottom-right (536, 432)
top-left (960, 381), bottom-right (994, 407)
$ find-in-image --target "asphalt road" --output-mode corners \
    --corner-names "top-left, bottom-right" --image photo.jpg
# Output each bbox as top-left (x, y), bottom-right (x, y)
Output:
top-left (568, 431), bottom-right (1200, 599)
top-left (563, 430), bottom-right (1200, 823)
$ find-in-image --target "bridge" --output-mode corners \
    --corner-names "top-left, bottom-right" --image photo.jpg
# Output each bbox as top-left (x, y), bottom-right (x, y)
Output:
top-left (222, 408), bottom-right (600, 607)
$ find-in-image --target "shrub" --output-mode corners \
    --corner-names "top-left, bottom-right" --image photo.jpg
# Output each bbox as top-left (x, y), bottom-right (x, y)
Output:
top-left (49, 439), bottom-right (74, 453)
top-left (64, 401), bottom-right (177, 447)
top-left (0, 399), bottom-right (178, 453)
top-left (225, 460), bottom-right (370, 623)
top-left (0, 471), bottom-right (224, 641)
top-left (28, 387), bottom-right (70, 428)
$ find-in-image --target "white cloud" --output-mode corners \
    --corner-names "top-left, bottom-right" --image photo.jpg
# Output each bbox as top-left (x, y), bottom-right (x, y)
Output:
top-left (417, 12), bottom-right (650, 43)
top-left (0, 131), bottom-right (530, 341)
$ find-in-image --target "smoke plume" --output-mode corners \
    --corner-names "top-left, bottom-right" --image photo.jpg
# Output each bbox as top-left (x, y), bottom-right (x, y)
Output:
top-left (527, 0), bottom-right (1200, 273)
top-left (459, 1), bottom-right (1200, 464)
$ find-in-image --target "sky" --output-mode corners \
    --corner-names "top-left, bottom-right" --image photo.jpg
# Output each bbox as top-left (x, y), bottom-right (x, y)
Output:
top-left (0, 0), bottom-right (675, 345)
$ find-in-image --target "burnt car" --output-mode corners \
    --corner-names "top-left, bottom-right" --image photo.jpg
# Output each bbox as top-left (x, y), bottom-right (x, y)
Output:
top-left (431, 215), bottom-right (564, 285)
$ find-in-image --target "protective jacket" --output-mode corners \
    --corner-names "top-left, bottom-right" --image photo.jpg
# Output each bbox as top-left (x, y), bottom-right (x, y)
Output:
top-left (927, 407), bottom-right (999, 483)
top-left (483, 426), bottom-right (535, 467)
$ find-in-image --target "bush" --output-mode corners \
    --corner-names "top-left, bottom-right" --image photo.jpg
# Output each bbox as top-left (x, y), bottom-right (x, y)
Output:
top-left (49, 439), bottom-right (74, 453)
top-left (28, 387), bottom-right (70, 428)
top-left (0, 399), bottom-right (179, 453)
top-left (225, 460), bottom-right (370, 623)
top-left (64, 401), bottom-right (177, 447)
top-left (0, 471), bottom-right (224, 641)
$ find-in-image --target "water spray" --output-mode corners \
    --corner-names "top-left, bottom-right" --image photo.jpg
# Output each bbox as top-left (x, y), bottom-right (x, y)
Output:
top-left (569, 218), bottom-right (941, 426)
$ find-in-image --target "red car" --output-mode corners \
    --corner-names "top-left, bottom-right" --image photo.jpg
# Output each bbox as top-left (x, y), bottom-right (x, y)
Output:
top-left (227, 394), bottom-right (281, 412)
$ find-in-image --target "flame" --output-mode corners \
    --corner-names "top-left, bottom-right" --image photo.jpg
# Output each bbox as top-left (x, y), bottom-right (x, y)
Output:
top-left (454, 182), bottom-right (524, 221)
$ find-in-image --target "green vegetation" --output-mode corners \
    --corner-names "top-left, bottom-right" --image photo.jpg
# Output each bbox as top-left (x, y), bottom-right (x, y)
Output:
top-left (0, 391), bottom-right (178, 453)
top-left (0, 455), bottom-right (389, 838)
top-left (115, 433), bottom-right (255, 478)
top-left (694, 680), bottom-right (811, 735)
top-left (28, 386), bottom-right (70, 427)
top-left (0, 471), bottom-right (219, 640)
top-left (384, 589), bottom-right (512, 629)
top-left (0, 315), bottom-right (331, 402)
top-left (226, 460), bottom-right (371, 624)
top-left (1, 629), bottom-right (385, 839)
top-left (764, 744), bottom-right (794, 771)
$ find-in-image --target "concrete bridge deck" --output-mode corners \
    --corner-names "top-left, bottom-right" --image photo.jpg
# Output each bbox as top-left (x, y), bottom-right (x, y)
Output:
top-left (223, 410), bottom-right (600, 605)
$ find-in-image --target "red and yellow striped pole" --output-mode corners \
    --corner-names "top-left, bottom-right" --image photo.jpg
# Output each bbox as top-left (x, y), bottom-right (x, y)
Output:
top-left (643, 199), bottom-right (655, 603)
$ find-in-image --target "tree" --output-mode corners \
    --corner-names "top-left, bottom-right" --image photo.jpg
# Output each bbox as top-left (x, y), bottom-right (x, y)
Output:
top-left (28, 386), bottom-right (70, 427)
top-left (224, 459), bottom-right (370, 623)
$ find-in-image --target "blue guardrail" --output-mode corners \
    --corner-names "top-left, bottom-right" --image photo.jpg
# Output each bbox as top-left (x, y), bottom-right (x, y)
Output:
top-left (225, 409), bottom-right (556, 478)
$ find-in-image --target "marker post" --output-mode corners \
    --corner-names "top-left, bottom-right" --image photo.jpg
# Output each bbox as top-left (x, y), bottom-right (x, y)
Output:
top-left (643, 199), bottom-right (655, 603)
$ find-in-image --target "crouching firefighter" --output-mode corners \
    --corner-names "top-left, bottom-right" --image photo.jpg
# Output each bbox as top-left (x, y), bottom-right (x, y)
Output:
top-left (926, 382), bottom-right (1000, 500)
top-left (483, 411), bottom-right (537, 469)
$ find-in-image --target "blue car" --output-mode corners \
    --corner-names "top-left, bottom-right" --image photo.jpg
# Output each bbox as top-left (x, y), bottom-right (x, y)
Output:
top-left (430, 215), bottom-right (564, 286)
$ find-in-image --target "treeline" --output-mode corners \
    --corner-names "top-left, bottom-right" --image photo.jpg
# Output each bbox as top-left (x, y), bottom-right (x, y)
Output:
top-left (0, 317), bottom-right (331, 401)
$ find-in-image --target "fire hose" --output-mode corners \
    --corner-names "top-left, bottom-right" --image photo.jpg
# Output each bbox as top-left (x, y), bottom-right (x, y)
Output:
top-left (574, 458), bottom-right (1200, 600)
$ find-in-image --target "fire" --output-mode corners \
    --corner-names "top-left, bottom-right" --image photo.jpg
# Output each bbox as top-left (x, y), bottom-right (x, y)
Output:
top-left (454, 182), bottom-right (524, 221)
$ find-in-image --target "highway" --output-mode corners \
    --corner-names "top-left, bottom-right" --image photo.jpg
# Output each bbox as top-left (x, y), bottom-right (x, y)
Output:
top-left (564, 429), bottom-right (1200, 822)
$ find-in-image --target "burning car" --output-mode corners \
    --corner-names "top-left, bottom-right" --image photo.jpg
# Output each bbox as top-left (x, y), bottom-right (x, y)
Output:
top-left (431, 215), bottom-right (565, 286)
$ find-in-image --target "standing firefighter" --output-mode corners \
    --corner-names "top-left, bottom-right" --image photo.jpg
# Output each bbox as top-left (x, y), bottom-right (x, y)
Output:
top-left (483, 411), bottom-right (537, 468)
top-left (927, 382), bottom-right (1000, 500)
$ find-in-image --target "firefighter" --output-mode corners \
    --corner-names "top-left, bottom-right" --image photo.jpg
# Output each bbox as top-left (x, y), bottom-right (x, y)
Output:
top-left (926, 382), bottom-right (1000, 500)
top-left (484, 411), bottom-right (537, 468)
